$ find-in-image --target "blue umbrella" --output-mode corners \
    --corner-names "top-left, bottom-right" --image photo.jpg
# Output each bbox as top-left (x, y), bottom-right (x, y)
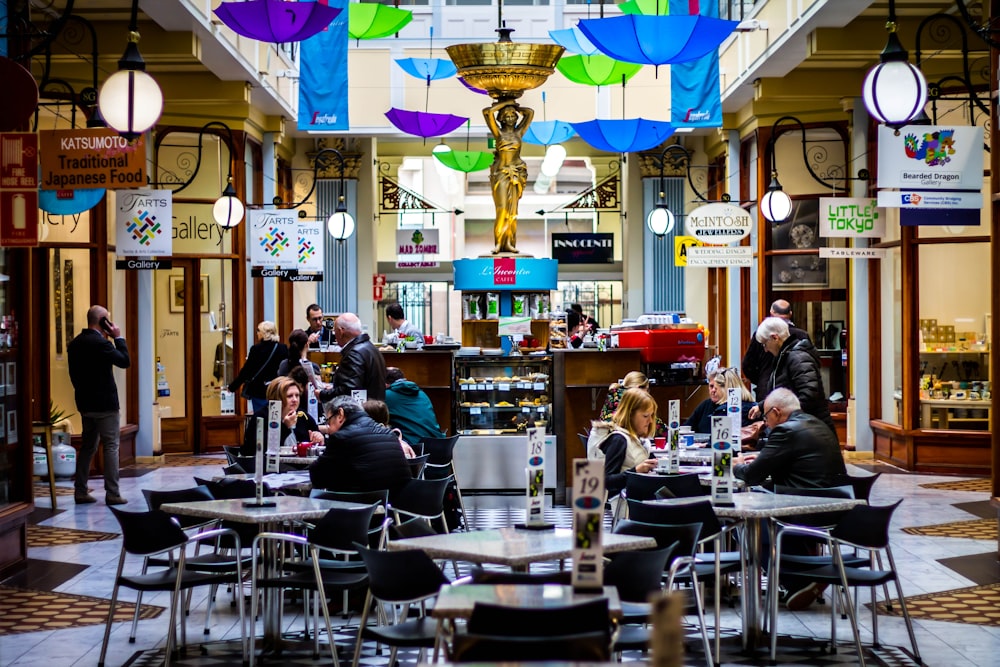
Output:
top-left (524, 120), bottom-right (576, 146)
top-left (570, 118), bottom-right (674, 153)
top-left (38, 187), bottom-right (106, 215)
top-left (577, 15), bottom-right (738, 66)
top-left (548, 27), bottom-right (601, 56)
top-left (395, 58), bottom-right (457, 82)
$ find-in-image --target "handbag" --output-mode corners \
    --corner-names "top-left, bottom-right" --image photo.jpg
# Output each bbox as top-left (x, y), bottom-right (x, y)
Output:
top-left (740, 421), bottom-right (766, 450)
top-left (239, 343), bottom-right (279, 400)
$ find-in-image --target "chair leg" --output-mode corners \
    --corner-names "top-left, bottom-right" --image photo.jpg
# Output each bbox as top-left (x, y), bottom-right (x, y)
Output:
top-left (98, 560), bottom-right (125, 667)
top-left (885, 551), bottom-right (921, 661)
top-left (688, 572), bottom-right (714, 667)
top-left (310, 561), bottom-right (340, 667)
top-left (833, 557), bottom-right (866, 667)
top-left (352, 590), bottom-right (375, 667)
top-left (713, 550), bottom-right (722, 666)
top-left (129, 591), bottom-right (143, 642)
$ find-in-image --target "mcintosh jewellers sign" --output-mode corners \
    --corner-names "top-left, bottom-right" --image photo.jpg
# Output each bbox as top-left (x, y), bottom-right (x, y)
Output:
top-left (684, 202), bottom-right (752, 242)
top-left (551, 232), bottom-right (614, 264)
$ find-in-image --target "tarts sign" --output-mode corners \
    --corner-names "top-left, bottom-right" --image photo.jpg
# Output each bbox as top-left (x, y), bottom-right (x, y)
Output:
top-left (684, 203), bottom-right (752, 242)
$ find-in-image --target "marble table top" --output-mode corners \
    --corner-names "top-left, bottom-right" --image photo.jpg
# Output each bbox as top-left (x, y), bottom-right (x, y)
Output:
top-left (432, 584), bottom-right (623, 620)
top-left (160, 495), bottom-right (361, 524)
top-left (387, 528), bottom-right (656, 567)
top-left (649, 492), bottom-right (863, 520)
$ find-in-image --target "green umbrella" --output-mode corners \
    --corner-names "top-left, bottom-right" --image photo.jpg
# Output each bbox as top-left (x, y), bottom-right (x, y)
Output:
top-left (433, 148), bottom-right (494, 173)
top-left (619, 0), bottom-right (669, 16)
top-left (557, 54), bottom-right (642, 87)
top-left (348, 4), bottom-right (413, 41)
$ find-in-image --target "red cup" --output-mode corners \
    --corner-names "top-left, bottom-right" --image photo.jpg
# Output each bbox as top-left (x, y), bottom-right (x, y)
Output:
top-left (297, 442), bottom-right (310, 457)
top-left (653, 437), bottom-right (667, 450)
top-left (424, 335), bottom-right (435, 345)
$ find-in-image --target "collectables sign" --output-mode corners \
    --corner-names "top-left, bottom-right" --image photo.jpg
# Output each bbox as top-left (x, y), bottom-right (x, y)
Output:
top-left (115, 189), bottom-right (172, 257)
top-left (684, 202), bottom-right (752, 242)
top-left (818, 197), bottom-right (885, 238)
top-left (876, 125), bottom-right (983, 190)
top-left (249, 208), bottom-right (298, 268)
top-left (39, 129), bottom-right (146, 190)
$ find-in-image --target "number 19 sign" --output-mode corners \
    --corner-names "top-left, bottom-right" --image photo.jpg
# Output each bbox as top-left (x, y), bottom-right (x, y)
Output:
top-left (572, 459), bottom-right (605, 591)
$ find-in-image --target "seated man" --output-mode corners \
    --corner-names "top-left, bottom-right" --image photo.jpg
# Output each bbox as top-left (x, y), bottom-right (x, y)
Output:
top-left (309, 395), bottom-right (412, 501)
top-left (384, 367), bottom-right (444, 447)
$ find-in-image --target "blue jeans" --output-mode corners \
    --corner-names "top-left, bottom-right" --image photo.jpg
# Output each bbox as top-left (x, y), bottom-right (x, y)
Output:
top-left (76, 411), bottom-right (121, 497)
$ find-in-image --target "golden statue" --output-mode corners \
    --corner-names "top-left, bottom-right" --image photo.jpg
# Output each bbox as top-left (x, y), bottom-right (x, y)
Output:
top-left (484, 99), bottom-right (533, 254)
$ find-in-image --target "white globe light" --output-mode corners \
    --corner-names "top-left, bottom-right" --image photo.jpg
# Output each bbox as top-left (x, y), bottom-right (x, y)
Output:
top-left (98, 69), bottom-right (163, 138)
top-left (213, 194), bottom-right (245, 228)
top-left (646, 207), bottom-right (674, 236)
top-left (327, 210), bottom-right (356, 240)
top-left (760, 188), bottom-right (793, 223)
top-left (540, 143), bottom-right (567, 177)
top-left (432, 143), bottom-right (452, 154)
top-left (862, 60), bottom-right (927, 125)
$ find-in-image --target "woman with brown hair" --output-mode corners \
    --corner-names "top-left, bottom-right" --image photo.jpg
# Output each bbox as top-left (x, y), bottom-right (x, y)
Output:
top-left (241, 376), bottom-right (322, 455)
top-left (599, 371), bottom-right (668, 437)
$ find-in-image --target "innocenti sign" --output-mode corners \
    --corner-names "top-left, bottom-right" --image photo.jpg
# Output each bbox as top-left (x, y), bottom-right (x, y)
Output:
top-left (684, 202), bottom-right (753, 242)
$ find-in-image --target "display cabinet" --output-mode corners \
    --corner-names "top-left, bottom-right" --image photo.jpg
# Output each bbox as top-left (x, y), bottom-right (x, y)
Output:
top-left (460, 290), bottom-right (551, 350)
top-left (918, 349), bottom-right (991, 430)
top-left (454, 355), bottom-right (552, 436)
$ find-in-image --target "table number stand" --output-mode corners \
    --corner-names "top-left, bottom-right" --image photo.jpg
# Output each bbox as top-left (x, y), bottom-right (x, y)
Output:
top-left (246, 417), bottom-right (276, 508)
top-left (727, 388), bottom-right (742, 455)
top-left (666, 400), bottom-right (681, 473)
top-left (517, 426), bottom-right (553, 530)
top-left (571, 458), bottom-right (605, 592)
top-left (710, 416), bottom-right (735, 507)
top-left (265, 400), bottom-right (281, 474)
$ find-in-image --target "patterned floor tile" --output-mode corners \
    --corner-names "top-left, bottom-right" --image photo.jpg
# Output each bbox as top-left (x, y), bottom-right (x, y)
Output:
top-left (26, 525), bottom-right (119, 548)
top-left (918, 478), bottom-right (991, 492)
top-left (0, 585), bottom-right (163, 635)
top-left (873, 582), bottom-right (1000, 627)
top-left (901, 518), bottom-right (997, 540)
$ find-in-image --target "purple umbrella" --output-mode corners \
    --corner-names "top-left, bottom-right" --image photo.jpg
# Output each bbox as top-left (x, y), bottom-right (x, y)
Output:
top-left (385, 108), bottom-right (468, 138)
top-left (570, 118), bottom-right (675, 153)
top-left (458, 77), bottom-right (489, 96)
top-left (214, 0), bottom-right (342, 43)
top-left (577, 15), bottom-right (738, 66)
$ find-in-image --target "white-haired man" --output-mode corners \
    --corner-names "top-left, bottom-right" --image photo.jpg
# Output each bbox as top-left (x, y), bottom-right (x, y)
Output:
top-left (742, 299), bottom-right (810, 392)
top-left (319, 312), bottom-right (387, 403)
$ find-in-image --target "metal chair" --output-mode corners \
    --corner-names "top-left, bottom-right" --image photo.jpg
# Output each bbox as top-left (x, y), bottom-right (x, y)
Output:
top-left (99, 507), bottom-right (248, 667)
top-left (408, 452), bottom-right (430, 479)
top-left (604, 545), bottom-right (676, 653)
top-left (421, 435), bottom-right (466, 530)
top-left (391, 476), bottom-right (452, 534)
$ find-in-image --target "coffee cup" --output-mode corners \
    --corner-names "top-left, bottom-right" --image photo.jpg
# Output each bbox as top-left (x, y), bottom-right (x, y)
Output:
top-left (652, 451), bottom-right (669, 472)
top-left (680, 433), bottom-right (695, 448)
top-left (653, 436), bottom-right (667, 450)
top-left (297, 442), bottom-right (311, 457)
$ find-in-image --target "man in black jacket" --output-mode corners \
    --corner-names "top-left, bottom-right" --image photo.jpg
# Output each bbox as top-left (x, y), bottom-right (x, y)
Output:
top-left (742, 299), bottom-right (809, 393)
top-left (320, 312), bottom-right (387, 402)
top-left (67, 305), bottom-right (131, 505)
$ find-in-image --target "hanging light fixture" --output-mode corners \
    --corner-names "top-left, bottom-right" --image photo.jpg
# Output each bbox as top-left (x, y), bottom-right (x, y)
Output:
top-left (97, 0), bottom-right (163, 141)
top-left (861, 0), bottom-right (927, 128)
top-left (214, 177), bottom-right (245, 229)
top-left (759, 172), bottom-right (793, 223)
top-left (646, 144), bottom-right (712, 236)
top-left (275, 147), bottom-right (356, 241)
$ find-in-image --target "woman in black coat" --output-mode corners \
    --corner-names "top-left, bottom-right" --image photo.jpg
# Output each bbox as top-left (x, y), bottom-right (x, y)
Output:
top-left (685, 367), bottom-right (756, 434)
top-left (229, 321), bottom-right (287, 413)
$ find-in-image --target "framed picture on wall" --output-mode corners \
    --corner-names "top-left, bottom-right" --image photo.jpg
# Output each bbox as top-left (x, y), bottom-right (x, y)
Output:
top-left (822, 320), bottom-right (845, 350)
top-left (771, 198), bottom-right (828, 289)
top-left (168, 274), bottom-right (210, 313)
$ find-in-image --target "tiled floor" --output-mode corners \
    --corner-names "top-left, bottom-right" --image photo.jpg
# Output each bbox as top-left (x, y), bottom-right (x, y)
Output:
top-left (1, 457), bottom-right (999, 666)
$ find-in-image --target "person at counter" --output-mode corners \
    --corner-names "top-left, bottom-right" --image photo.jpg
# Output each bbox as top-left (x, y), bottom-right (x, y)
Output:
top-left (319, 312), bottom-right (387, 403)
top-left (385, 303), bottom-right (424, 342)
top-left (305, 303), bottom-right (335, 349)
top-left (599, 371), bottom-right (668, 438)
top-left (241, 377), bottom-right (323, 455)
top-left (570, 303), bottom-right (599, 334)
top-left (684, 368), bottom-right (756, 434)
top-left (384, 367), bottom-right (444, 447)
top-left (309, 395), bottom-right (413, 500)
top-left (587, 388), bottom-right (658, 520)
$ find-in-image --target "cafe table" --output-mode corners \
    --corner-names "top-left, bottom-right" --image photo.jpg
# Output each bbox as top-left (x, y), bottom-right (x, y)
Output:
top-left (387, 527), bottom-right (656, 571)
top-left (159, 495), bottom-right (363, 650)
top-left (649, 492), bottom-right (864, 648)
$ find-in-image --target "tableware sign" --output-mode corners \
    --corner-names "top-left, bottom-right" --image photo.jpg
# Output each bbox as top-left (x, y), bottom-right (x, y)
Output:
top-left (525, 426), bottom-right (546, 526)
top-left (266, 400), bottom-right (281, 473)
top-left (727, 388), bottom-right (742, 454)
top-left (571, 459), bottom-right (605, 591)
top-left (710, 416), bottom-right (734, 506)
top-left (666, 400), bottom-right (680, 473)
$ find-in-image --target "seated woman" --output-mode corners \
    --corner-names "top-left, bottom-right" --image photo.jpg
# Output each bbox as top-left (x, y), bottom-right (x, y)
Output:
top-left (586, 388), bottom-right (658, 520)
top-left (277, 328), bottom-right (322, 381)
top-left (362, 399), bottom-right (416, 458)
top-left (684, 367), bottom-right (756, 434)
top-left (599, 370), bottom-right (668, 437)
top-left (241, 376), bottom-right (323, 455)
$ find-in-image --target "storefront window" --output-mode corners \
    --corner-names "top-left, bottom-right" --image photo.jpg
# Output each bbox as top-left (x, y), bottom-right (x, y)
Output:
top-left (47, 248), bottom-right (93, 435)
top-left (556, 281), bottom-right (622, 331)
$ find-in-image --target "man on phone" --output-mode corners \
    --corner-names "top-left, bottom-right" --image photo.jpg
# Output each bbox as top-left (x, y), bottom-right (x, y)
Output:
top-left (67, 305), bottom-right (130, 505)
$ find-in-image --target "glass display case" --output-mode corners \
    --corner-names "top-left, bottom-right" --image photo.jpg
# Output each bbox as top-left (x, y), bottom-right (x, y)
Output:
top-left (455, 355), bottom-right (552, 436)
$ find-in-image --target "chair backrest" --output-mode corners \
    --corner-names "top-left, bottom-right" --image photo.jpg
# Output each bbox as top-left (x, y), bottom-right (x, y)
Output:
top-left (408, 453), bottom-right (430, 478)
top-left (773, 484), bottom-right (855, 528)
top-left (604, 545), bottom-right (675, 603)
top-left (451, 631), bottom-right (611, 663)
top-left (839, 472), bottom-right (882, 502)
top-left (469, 565), bottom-right (573, 585)
top-left (624, 471), bottom-right (672, 502)
top-left (222, 462), bottom-right (247, 475)
top-left (392, 476), bottom-right (451, 521)
top-left (234, 456), bottom-right (257, 475)
top-left (142, 486), bottom-right (214, 530)
top-left (194, 476), bottom-right (260, 499)
top-left (467, 597), bottom-right (610, 638)
top-left (109, 506), bottom-right (188, 556)
top-left (614, 519), bottom-right (702, 560)
top-left (830, 500), bottom-right (903, 550)
top-left (223, 445), bottom-right (241, 465)
top-left (310, 488), bottom-right (389, 507)
top-left (353, 544), bottom-right (451, 602)
top-left (626, 498), bottom-right (723, 542)
top-left (652, 472), bottom-right (707, 498)
top-left (577, 433), bottom-right (589, 449)
top-left (389, 516), bottom-right (438, 541)
top-left (308, 503), bottom-right (380, 552)
top-left (422, 435), bottom-right (460, 465)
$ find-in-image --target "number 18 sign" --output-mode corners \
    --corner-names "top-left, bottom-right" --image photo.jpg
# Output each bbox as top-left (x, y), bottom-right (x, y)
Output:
top-left (524, 427), bottom-right (548, 527)
top-left (571, 459), bottom-right (605, 591)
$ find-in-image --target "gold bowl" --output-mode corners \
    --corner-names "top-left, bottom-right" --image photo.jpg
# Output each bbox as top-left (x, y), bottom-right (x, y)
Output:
top-left (446, 42), bottom-right (565, 99)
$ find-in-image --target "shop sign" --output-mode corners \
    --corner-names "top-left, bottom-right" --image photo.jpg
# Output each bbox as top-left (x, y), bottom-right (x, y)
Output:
top-left (685, 246), bottom-right (752, 267)
top-left (297, 220), bottom-right (324, 273)
top-left (0, 132), bottom-right (39, 247)
top-left (396, 261), bottom-right (440, 268)
top-left (115, 259), bottom-right (173, 270)
top-left (396, 228), bottom-right (439, 256)
top-left (171, 203), bottom-right (228, 253)
top-left (819, 248), bottom-right (887, 259)
top-left (249, 268), bottom-right (323, 281)
top-left (115, 189), bottom-right (172, 257)
top-left (875, 190), bottom-right (982, 209)
top-left (899, 207), bottom-right (981, 227)
top-left (453, 257), bottom-right (558, 292)
top-left (551, 232), bottom-right (614, 264)
top-left (38, 129), bottom-right (146, 190)
top-left (249, 208), bottom-right (298, 268)
top-left (684, 202), bottom-right (752, 242)
top-left (876, 125), bottom-right (983, 190)
top-left (818, 197), bottom-right (884, 238)
top-left (673, 235), bottom-right (702, 267)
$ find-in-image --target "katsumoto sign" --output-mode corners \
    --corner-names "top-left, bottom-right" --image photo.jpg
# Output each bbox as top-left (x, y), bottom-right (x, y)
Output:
top-left (39, 129), bottom-right (147, 190)
top-left (684, 202), bottom-right (752, 242)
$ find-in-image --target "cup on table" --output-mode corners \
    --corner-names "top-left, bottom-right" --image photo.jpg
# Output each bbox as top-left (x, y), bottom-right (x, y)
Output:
top-left (653, 436), bottom-right (667, 450)
top-left (652, 451), bottom-right (670, 472)
top-left (424, 335), bottom-right (435, 345)
top-left (319, 340), bottom-right (329, 353)
top-left (297, 442), bottom-right (311, 457)
top-left (681, 433), bottom-right (696, 448)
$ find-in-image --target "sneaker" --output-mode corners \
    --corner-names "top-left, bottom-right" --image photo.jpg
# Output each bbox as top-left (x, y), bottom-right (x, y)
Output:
top-left (105, 495), bottom-right (129, 506)
top-left (786, 582), bottom-right (827, 611)
top-left (75, 493), bottom-right (97, 504)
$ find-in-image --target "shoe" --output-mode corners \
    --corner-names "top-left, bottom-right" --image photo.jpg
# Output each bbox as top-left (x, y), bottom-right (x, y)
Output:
top-left (786, 582), bottom-right (827, 611)
top-left (105, 495), bottom-right (129, 506)
top-left (75, 493), bottom-right (97, 504)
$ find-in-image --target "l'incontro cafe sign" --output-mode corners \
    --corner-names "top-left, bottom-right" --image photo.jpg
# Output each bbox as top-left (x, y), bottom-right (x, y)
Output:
top-left (38, 129), bottom-right (147, 190)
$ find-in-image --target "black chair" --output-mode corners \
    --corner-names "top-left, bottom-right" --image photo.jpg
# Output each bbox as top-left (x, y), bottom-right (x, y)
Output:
top-left (451, 598), bottom-right (613, 662)
top-left (770, 501), bottom-right (920, 667)
top-left (392, 476), bottom-right (452, 534)
top-left (99, 507), bottom-right (248, 667)
top-left (388, 516), bottom-right (438, 541)
top-left (310, 489), bottom-right (390, 548)
top-left (421, 435), bottom-right (466, 530)
top-left (234, 455), bottom-right (257, 475)
top-left (222, 462), bottom-right (247, 475)
top-left (350, 545), bottom-right (452, 667)
top-left (408, 453), bottom-right (430, 479)
top-left (223, 445), bottom-right (242, 466)
top-left (653, 472), bottom-right (707, 498)
top-left (604, 545), bottom-right (676, 653)
top-left (624, 471), bottom-right (672, 502)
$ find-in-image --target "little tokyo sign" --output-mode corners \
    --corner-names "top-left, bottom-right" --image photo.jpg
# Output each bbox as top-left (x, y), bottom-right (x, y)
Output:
top-left (453, 257), bottom-right (558, 292)
top-left (684, 203), bottom-right (752, 242)
top-left (818, 197), bottom-right (884, 238)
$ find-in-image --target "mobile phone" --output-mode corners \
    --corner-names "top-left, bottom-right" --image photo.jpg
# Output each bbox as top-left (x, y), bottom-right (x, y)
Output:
top-left (100, 316), bottom-right (113, 334)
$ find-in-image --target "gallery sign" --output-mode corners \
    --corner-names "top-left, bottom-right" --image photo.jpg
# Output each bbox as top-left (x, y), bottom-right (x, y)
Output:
top-left (551, 232), bottom-right (614, 264)
top-left (39, 129), bottom-right (146, 190)
top-left (876, 125), bottom-right (983, 190)
top-left (249, 208), bottom-right (298, 268)
top-left (684, 202), bottom-right (752, 242)
top-left (296, 220), bottom-right (324, 274)
top-left (818, 197), bottom-right (884, 238)
top-left (115, 189), bottom-right (172, 257)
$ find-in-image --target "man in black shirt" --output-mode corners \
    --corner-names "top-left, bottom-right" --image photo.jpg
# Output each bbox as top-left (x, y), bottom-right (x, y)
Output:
top-left (742, 299), bottom-right (809, 394)
top-left (305, 303), bottom-right (334, 349)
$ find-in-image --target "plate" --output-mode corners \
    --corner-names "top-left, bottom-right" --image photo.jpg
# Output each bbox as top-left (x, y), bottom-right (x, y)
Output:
top-left (482, 348), bottom-right (504, 356)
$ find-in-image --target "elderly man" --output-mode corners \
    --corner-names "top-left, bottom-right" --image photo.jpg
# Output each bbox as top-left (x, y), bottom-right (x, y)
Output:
top-left (747, 316), bottom-right (836, 435)
top-left (319, 312), bottom-right (387, 402)
top-left (742, 299), bottom-right (809, 392)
